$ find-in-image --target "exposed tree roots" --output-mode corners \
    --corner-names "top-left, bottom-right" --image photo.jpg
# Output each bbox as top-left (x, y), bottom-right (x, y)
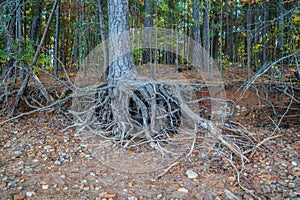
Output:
top-left (70, 78), bottom-right (258, 169)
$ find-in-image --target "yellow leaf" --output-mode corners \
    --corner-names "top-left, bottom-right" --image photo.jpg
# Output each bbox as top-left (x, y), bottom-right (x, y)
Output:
top-left (103, 194), bottom-right (116, 198)
top-left (170, 183), bottom-right (181, 189)
top-left (260, 174), bottom-right (272, 179)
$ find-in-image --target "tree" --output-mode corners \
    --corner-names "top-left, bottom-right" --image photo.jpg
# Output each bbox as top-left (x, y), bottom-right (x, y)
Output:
top-left (246, 3), bottom-right (252, 81)
top-left (53, 0), bottom-right (60, 77)
top-left (142, 0), bottom-right (153, 64)
top-left (261, 1), bottom-right (269, 66)
top-left (225, 0), bottom-right (234, 62)
top-left (192, 0), bottom-right (201, 43)
top-left (106, 0), bottom-right (135, 85)
top-left (30, 0), bottom-right (43, 42)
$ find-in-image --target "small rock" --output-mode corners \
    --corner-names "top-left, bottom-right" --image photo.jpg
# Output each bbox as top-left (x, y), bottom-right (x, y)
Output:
top-left (95, 186), bottom-right (101, 190)
top-left (288, 182), bottom-right (296, 188)
top-left (186, 170), bottom-right (198, 179)
top-left (44, 145), bottom-right (52, 150)
top-left (292, 161), bottom-right (297, 166)
top-left (128, 197), bottom-right (137, 200)
top-left (178, 188), bottom-right (189, 193)
top-left (157, 194), bottom-right (163, 198)
top-left (7, 178), bottom-right (20, 188)
top-left (288, 175), bottom-right (294, 180)
top-left (42, 184), bottom-right (49, 190)
top-left (83, 186), bottom-right (89, 191)
top-left (13, 194), bottom-right (26, 200)
top-left (90, 172), bottom-right (96, 176)
top-left (17, 186), bottom-right (23, 190)
top-left (54, 160), bottom-right (61, 165)
top-left (26, 191), bottom-right (35, 197)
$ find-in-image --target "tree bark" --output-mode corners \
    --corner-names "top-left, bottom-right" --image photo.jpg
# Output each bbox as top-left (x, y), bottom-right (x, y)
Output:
top-left (30, 0), bottom-right (43, 42)
top-left (3, 1), bottom-right (16, 77)
top-left (246, 3), bottom-right (252, 81)
top-left (261, 1), bottom-right (269, 66)
top-left (142, 0), bottom-right (153, 64)
top-left (225, 0), bottom-right (234, 62)
top-left (202, 0), bottom-right (210, 53)
top-left (97, 0), bottom-right (108, 79)
top-left (192, 0), bottom-right (201, 43)
top-left (54, 0), bottom-right (60, 77)
top-left (107, 0), bottom-right (135, 85)
top-left (202, 0), bottom-right (210, 78)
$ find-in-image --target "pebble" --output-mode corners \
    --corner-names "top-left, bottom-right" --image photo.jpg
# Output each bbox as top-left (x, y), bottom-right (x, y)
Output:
top-left (54, 160), bottom-right (61, 165)
top-left (292, 161), bottom-right (297, 166)
top-left (128, 197), bottom-right (138, 200)
top-left (90, 172), bottom-right (96, 176)
top-left (288, 182), bottom-right (296, 188)
top-left (186, 170), bottom-right (198, 179)
top-left (42, 184), bottom-right (49, 190)
top-left (83, 186), bottom-right (89, 191)
top-left (26, 191), bottom-right (35, 197)
top-left (44, 145), bottom-right (52, 150)
top-left (178, 188), bottom-right (189, 193)
top-left (13, 194), bottom-right (26, 200)
top-left (7, 178), bottom-right (20, 188)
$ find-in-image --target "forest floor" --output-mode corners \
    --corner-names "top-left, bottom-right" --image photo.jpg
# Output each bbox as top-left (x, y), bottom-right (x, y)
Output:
top-left (0, 66), bottom-right (300, 200)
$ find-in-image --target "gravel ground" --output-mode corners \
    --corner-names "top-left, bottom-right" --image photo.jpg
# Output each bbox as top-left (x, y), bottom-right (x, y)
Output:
top-left (0, 112), bottom-right (299, 200)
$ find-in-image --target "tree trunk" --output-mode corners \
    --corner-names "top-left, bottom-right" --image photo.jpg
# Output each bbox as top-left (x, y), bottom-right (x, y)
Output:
top-left (202, 0), bottom-right (210, 78)
top-left (142, 0), bottom-right (153, 64)
top-left (225, 0), bottom-right (234, 62)
top-left (202, 0), bottom-right (210, 53)
top-left (97, 0), bottom-right (108, 79)
top-left (246, 3), bottom-right (252, 81)
top-left (30, 0), bottom-right (43, 42)
top-left (107, 0), bottom-right (135, 85)
top-left (261, 1), bottom-right (269, 66)
top-left (277, 0), bottom-right (285, 62)
top-left (54, 0), bottom-right (60, 77)
top-left (192, 0), bottom-right (201, 43)
top-left (3, 1), bottom-right (16, 78)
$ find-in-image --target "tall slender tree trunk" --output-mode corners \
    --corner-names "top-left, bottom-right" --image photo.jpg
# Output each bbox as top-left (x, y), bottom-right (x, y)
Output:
top-left (107, 0), bottom-right (135, 85)
top-left (54, 0), bottom-right (60, 77)
top-left (202, 0), bottom-right (210, 78)
top-left (97, 0), bottom-right (108, 78)
top-left (202, 0), bottom-right (210, 53)
top-left (225, 0), bottom-right (233, 62)
top-left (261, 1), bottom-right (269, 66)
top-left (3, 1), bottom-right (16, 77)
top-left (277, 0), bottom-right (285, 61)
top-left (142, 0), bottom-right (153, 64)
top-left (246, 3), bottom-right (252, 81)
top-left (254, 4), bottom-right (259, 72)
top-left (192, 0), bottom-right (201, 43)
top-left (167, 0), bottom-right (175, 65)
top-left (30, 0), bottom-right (43, 42)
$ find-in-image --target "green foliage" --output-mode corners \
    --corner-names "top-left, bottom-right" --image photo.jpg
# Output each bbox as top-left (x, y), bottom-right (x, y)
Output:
top-left (0, 38), bottom-right (53, 72)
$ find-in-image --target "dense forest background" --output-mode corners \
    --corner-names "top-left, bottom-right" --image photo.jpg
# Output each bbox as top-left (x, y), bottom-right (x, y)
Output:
top-left (1, 0), bottom-right (299, 81)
